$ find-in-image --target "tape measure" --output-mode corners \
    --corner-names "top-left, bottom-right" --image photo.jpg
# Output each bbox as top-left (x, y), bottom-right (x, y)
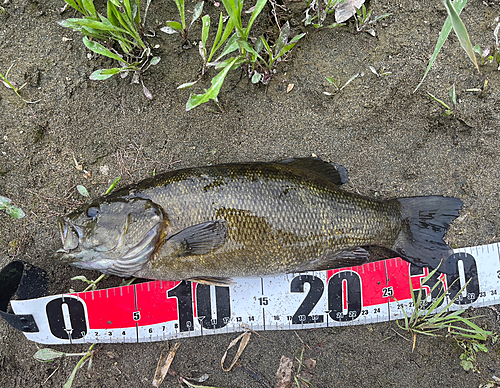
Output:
top-left (1, 243), bottom-right (499, 345)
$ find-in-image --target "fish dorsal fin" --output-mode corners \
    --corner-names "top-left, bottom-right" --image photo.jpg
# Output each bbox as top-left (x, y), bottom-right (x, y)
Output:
top-left (278, 158), bottom-right (349, 185)
top-left (164, 220), bottom-right (228, 257)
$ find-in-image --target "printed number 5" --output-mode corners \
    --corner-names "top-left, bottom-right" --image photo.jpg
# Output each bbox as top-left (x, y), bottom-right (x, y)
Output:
top-left (133, 311), bottom-right (141, 321)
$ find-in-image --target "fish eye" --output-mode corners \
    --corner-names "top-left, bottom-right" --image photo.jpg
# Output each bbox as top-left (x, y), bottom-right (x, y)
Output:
top-left (86, 206), bottom-right (100, 219)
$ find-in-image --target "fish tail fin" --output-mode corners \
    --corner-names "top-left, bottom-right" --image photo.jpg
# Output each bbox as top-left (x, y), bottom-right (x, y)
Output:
top-left (393, 196), bottom-right (463, 274)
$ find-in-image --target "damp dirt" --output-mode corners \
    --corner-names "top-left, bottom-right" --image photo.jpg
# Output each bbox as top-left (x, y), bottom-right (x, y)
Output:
top-left (1, 0), bottom-right (500, 387)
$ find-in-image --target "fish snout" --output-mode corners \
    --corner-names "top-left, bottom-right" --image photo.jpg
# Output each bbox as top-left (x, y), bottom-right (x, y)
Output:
top-left (55, 218), bottom-right (82, 261)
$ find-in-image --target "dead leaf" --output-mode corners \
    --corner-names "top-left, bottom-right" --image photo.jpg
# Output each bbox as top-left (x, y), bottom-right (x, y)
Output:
top-left (275, 356), bottom-right (293, 388)
top-left (221, 331), bottom-right (251, 372)
top-left (286, 84), bottom-right (294, 93)
top-left (152, 342), bottom-right (181, 387)
top-left (335, 0), bottom-right (365, 23)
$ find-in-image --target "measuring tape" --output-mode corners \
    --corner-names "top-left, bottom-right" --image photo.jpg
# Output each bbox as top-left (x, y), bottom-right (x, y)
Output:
top-left (1, 243), bottom-right (499, 345)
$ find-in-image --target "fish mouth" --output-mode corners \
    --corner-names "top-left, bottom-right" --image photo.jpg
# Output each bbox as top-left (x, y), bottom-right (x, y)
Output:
top-left (55, 218), bottom-right (83, 263)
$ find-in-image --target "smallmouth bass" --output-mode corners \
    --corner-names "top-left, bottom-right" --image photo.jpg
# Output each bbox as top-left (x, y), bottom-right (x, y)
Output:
top-left (55, 158), bottom-right (463, 285)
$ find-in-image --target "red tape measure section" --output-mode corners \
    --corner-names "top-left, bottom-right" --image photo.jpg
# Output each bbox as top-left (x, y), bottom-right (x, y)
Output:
top-left (74, 281), bottom-right (182, 330)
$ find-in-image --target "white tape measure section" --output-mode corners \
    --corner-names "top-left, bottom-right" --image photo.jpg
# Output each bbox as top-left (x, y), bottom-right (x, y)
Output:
top-left (9, 243), bottom-right (500, 345)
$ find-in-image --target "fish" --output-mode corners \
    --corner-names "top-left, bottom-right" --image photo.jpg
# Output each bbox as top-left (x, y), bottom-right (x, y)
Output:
top-left (55, 158), bottom-right (463, 285)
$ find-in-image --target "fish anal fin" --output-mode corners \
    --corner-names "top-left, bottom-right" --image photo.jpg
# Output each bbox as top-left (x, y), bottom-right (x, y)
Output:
top-left (295, 247), bottom-right (370, 272)
top-left (278, 158), bottom-right (349, 186)
top-left (188, 277), bottom-right (235, 287)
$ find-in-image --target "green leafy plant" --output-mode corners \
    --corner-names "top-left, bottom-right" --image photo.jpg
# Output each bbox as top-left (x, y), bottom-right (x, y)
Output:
top-left (248, 21), bottom-right (306, 84)
top-left (180, 0), bottom-right (305, 110)
top-left (414, 0), bottom-right (477, 92)
top-left (0, 195), bottom-right (25, 218)
top-left (323, 72), bottom-right (360, 94)
top-left (58, 0), bottom-right (160, 98)
top-left (473, 44), bottom-right (500, 67)
top-left (160, 0), bottom-right (204, 42)
top-left (395, 265), bottom-right (494, 354)
top-left (456, 338), bottom-right (490, 372)
top-left (70, 274), bottom-right (108, 292)
top-left (34, 344), bottom-right (97, 388)
top-left (303, 0), bottom-right (346, 29)
top-left (428, 84), bottom-right (455, 117)
top-left (0, 64), bottom-right (40, 104)
top-left (354, 4), bottom-right (391, 36)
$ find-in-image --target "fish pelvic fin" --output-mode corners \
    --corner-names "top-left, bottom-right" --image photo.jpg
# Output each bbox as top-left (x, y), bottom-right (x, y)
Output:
top-left (393, 196), bottom-right (463, 274)
top-left (278, 158), bottom-right (349, 185)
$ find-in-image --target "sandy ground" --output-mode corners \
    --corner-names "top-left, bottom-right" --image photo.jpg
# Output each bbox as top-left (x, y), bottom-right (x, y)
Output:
top-left (1, 0), bottom-right (500, 386)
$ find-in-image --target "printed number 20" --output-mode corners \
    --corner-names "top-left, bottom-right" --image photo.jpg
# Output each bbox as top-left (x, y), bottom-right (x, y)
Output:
top-left (290, 272), bottom-right (362, 324)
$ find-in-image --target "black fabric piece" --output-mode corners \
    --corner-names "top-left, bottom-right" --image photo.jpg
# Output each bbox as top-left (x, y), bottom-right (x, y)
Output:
top-left (0, 260), bottom-right (48, 332)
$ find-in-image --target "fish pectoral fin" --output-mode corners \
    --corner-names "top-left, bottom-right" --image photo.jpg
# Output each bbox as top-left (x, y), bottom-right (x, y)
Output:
top-left (164, 220), bottom-right (229, 257)
top-left (188, 277), bottom-right (235, 287)
top-left (278, 157), bottom-right (349, 185)
top-left (294, 247), bottom-right (370, 272)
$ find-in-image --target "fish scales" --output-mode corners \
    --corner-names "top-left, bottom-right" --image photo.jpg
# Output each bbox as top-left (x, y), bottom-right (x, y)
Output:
top-left (125, 164), bottom-right (401, 279)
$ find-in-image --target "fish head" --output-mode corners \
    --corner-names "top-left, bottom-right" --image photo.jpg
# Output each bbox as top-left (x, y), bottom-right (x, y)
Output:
top-left (55, 197), bottom-right (165, 277)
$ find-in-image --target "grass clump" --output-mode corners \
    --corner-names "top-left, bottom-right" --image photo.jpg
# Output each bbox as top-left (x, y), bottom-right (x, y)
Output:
top-left (303, 0), bottom-right (346, 29)
top-left (174, 0), bottom-right (305, 111)
top-left (160, 0), bottom-right (204, 42)
top-left (415, 0), bottom-right (478, 92)
top-left (0, 64), bottom-right (40, 104)
top-left (59, 0), bottom-right (160, 98)
top-left (395, 265), bottom-right (497, 372)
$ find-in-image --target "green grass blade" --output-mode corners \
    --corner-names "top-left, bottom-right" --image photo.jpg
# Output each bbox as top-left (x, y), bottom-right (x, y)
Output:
top-left (202, 15), bottom-right (210, 49)
top-left (215, 33), bottom-right (239, 61)
top-left (107, 1), bottom-right (121, 28)
top-left (89, 68), bottom-right (122, 80)
top-left (174, 0), bottom-right (186, 29)
top-left (273, 33), bottom-right (305, 64)
top-left (414, 0), bottom-right (467, 92)
top-left (190, 2), bottom-right (204, 28)
top-left (210, 18), bottom-right (235, 61)
top-left (83, 36), bottom-right (127, 63)
top-left (105, 177), bottom-right (121, 193)
top-left (274, 21), bottom-right (290, 58)
top-left (74, 18), bottom-right (129, 34)
top-left (63, 0), bottom-right (86, 15)
top-left (238, 39), bottom-right (267, 66)
top-left (449, 84), bottom-right (456, 105)
top-left (123, 0), bottom-right (133, 20)
top-left (443, 0), bottom-right (479, 72)
top-left (220, 0), bottom-right (243, 36)
top-left (186, 56), bottom-right (239, 111)
top-left (81, 0), bottom-right (97, 17)
top-left (245, 0), bottom-right (268, 39)
top-left (428, 92), bottom-right (452, 110)
top-left (135, 0), bottom-right (142, 24)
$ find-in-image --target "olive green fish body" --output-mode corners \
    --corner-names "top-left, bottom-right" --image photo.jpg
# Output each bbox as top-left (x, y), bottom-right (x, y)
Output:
top-left (55, 159), bottom-right (463, 282)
